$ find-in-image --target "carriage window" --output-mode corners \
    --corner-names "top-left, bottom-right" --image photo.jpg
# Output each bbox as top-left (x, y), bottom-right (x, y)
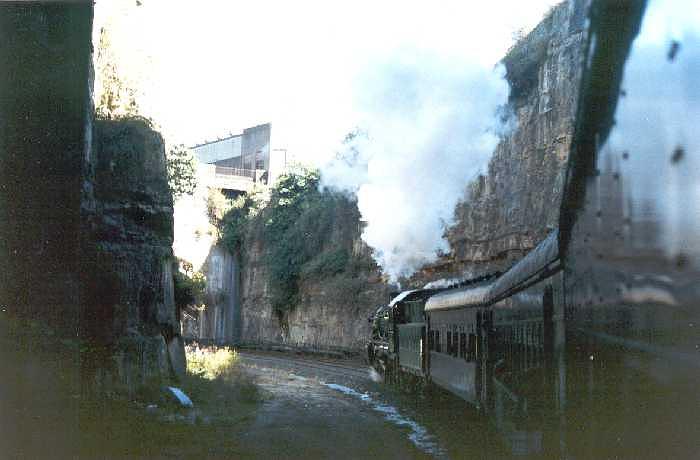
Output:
top-left (454, 331), bottom-right (458, 356)
top-left (452, 326), bottom-right (458, 357)
top-left (468, 333), bottom-right (476, 361)
top-left (446, 331), bottom-right (452, 355)
top-left (435, 330), bottom-right (440, 353)
top-left (454, 331), bottom-right (459, 357)
top-left (460, 332), bottom-right (467, 359)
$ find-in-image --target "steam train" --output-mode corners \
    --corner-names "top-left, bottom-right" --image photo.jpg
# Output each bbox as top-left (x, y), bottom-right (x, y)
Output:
top-left (368, 1), bottom-right (700, 457)
top-left (368, 232), bottom-right (562, 454)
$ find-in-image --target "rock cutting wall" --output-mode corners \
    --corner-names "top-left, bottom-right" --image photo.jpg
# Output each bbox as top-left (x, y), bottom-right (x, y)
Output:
top-left (288, 273), bottom-right (388, 351)
top-left (236, 0), bottom-right (589, 351)
top-left (239, 198), bottom-right (389, 352)
top-left (0, 3), bottom-right (93, 332)
top-left (83, 119), bottom-right (185, 390)
top-left (431, 0), bottom-right (588, 282)
top-left (196, 243), bottom-right (240, 343)
top-left (0, 3), bottom-right (184, 394)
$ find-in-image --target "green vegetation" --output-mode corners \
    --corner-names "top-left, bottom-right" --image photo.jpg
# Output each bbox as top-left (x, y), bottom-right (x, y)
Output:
top-left (184, 343), bottom-right (260, 402)
top-left (301, 247), bottom-right (350, 279)
top-left (95, 26), bottom-right (139, 119)
top-left (186, 344), bottom-right (238, 379)
top-left (95, 23), bottom-right (197, 199)
top-left (166, 144), bottom-right (198, 199)
top-left (213, 167), bottom-right (374, 318)
top-left (261, 168), bottom-right (330, 315)
top-left (1, 312), bottom-right (262, 458)
top-left (216, 187), bottom-right (267, 250)
top-left (80, 343), bottom-right (262, 458)
top-left (173, 259), bottom-right (206, 312)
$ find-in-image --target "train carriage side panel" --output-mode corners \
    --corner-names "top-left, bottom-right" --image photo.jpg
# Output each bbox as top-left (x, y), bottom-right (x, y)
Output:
top-left (488, 274), bottom-right (565, 429)
top-left (476, 228), bottom-right (565, 455)
top-left (425, 285), bottom-right (490, 404)
top-left (386, 290), bottom-right (432, 377)
top-left (397, 322), bottom-right (425, 376)
top-left (557, 1), bottom-right (700, 456)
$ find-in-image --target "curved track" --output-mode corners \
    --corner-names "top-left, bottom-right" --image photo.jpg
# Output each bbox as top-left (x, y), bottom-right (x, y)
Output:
top-left (238, 350), bottom-right (371, 381)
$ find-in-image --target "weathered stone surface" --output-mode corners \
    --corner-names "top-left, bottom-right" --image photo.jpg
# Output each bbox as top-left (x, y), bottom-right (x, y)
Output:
top-left (196, 244), bottom-right (240, 343)
top-left (239, 238), bottom-right (284, 345)
top-left (237, 1), bottom-right (588, 350)
top-left (167, 334), bottom-right (187, 380)
top-left (0, 3), bottom-right (93, 332)
top-left (0, 3), bottom-right (184, 397)
top-left (83, 118), bottom-right (183, 390)
top-left (239, 198), bottom-right (389, 352)
top-left (418, 0), bottom-right (588, 284)
top-left (288, 275), bottom-right (388, 351)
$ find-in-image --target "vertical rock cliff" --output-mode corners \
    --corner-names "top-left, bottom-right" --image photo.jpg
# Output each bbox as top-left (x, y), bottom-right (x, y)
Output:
top-left (0, 3), bottom-right (93, 333)
top-left (83, 118), bottom-right (185, 390)
top-left (235, 0), bottom-right (589, 351)
top-left (197, 243), bottom-right (241, 343)
top-left (0, 2), bottom-right (184, 395)
top-left (239, 196), bottom-right (389, 352)
top-left (433, 0), bottom-right (588, 281)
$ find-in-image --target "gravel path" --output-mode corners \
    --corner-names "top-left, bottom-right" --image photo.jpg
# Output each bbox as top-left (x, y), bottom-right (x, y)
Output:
top-left (233, 350), bottom-right (438, 459)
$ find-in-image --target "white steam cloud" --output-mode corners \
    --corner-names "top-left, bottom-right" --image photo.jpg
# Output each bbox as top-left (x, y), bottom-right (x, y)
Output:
top-left (322, 51), bottom-right (510, 281)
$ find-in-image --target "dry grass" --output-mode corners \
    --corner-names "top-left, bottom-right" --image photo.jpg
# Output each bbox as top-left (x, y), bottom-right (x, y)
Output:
top-left (186, 342), bottom-right (238, 379)
top-left (183, 342), bottom-right (262, 405)
top-left (0, 314), bottom-right (263, 457)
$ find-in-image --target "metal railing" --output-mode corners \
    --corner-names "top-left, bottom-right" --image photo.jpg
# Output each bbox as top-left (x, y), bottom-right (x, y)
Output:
top-left (214, 165), bottom-right (256, 179)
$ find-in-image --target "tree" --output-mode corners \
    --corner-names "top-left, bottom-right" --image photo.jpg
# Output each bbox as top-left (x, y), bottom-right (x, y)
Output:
top-left (173, 259), bottom-right (206, 312)
top-left (206, 188), bottom-right (232, 237)
top-left (166, 144), bottom-right (198, 199)
top-left (94, 26), bottom-right (140, 119)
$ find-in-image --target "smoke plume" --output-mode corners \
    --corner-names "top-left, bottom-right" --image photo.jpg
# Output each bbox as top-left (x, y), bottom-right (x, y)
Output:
top-left (322, 51), bottom-right (510, 281)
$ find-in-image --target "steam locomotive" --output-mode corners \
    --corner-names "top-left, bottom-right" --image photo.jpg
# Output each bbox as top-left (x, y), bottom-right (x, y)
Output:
top-left (368, 1), bottom-right (700, 457)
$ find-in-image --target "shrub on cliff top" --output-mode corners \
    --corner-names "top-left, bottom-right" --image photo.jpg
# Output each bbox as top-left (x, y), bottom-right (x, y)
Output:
top-left (218, 187), bottom-right (267, 251)
top-left (166, 144), bottom-right (198, 199)
top-left (173, 259), bottom-right (206, 314)
top-left (219, 166), bottom-right (368, 317)
top-left (261, 168), bottom-right (339, 315)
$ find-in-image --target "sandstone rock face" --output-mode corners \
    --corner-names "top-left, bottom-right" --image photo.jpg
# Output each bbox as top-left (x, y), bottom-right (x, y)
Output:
top-left (196, 243), bottom-right (240, 343)
top-left (427, 0), bottom-right (588, 283)
top-left (239, 238), bottom-right (282, 345)
top-left (240, 261), bottom-right (388, 352)
top-left (0, 3), bottom-right (183, 395)
top-left (228, 0), bottom-right (589, 352)
top-left (84, 118), bottom-right (184, 390)
top-left (239, 199), bottom-right (389, 352)
top-left (288, 275), bottom-right (389, 351)
top-left (0, 3), bottom-right (93, 332)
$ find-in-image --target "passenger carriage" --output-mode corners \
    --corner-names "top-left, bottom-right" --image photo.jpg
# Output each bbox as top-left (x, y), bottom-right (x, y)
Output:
top-left (368, 1), bottom-right (700, 456)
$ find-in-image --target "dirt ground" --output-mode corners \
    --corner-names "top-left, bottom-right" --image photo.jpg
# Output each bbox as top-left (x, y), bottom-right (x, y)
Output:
top-left (232, 351), bottom-right (437, 459)
top-left (1, 318), bottom-right (505, 460)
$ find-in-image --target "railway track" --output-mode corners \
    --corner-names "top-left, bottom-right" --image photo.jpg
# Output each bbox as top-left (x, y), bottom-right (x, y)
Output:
top-left (238, 350), bottom-right (372, 381)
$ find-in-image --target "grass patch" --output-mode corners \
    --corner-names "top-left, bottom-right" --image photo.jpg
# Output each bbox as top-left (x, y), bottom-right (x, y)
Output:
top-left (0, 313), bottom-right (263, 458)
top-left (184, 342), bottom-right (263, 404)
top-left (186, 343), bottom-right (238, 379)
top-left (79, 344), bottom-right (264, 457)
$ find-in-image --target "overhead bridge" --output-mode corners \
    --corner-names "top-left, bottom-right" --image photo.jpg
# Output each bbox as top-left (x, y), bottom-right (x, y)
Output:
top-left (200, 164), bottom-right (267, 193)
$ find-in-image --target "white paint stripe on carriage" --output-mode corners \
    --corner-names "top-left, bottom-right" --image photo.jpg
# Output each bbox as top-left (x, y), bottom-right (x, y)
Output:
top-left (323, 383), bottom-right (448, 459)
